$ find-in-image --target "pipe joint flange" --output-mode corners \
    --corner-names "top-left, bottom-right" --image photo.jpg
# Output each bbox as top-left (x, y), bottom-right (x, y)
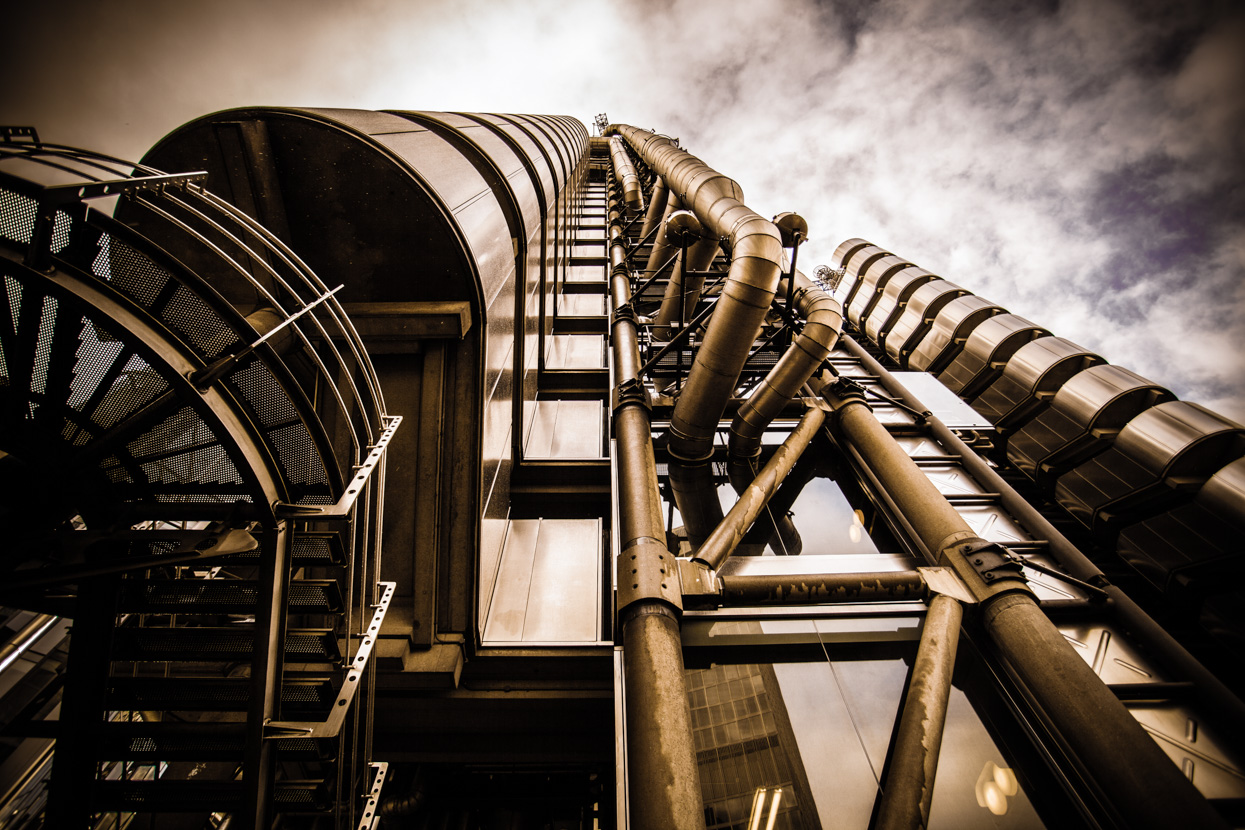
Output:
top-left (611, 302), bottom-right (638, 329)
top-left (618, 540), bottom-right (684, 613)
top-left (612, 377), bottom-right (651, 414)
top-left (962, 540), bottom-right (1030, 590)
top-left (826, 375), bottom-right (871, 406)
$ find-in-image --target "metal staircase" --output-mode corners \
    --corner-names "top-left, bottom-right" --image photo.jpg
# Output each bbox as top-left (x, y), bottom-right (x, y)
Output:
top-left (0, 133), bottom-right (396, 828)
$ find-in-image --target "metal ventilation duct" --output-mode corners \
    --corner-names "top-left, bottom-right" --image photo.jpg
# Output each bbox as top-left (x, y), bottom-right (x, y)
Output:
top-left (608, 124), bottom-right (784, 460)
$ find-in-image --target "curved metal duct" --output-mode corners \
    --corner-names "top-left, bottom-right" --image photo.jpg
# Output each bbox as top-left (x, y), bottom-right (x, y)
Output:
top-left (609, 124), bottom-right (784, 461)
top-left (639, 177), bottom-right (669, 241)
top-left (609, 136), bottom-right (643, 215)
top-left (729, 270), bottom-right (843, 460)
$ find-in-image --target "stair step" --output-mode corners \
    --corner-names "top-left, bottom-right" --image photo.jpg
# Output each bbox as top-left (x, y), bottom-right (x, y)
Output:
top-left (108, 675), bottom-right (336, 713)
top-left (111, 627), bottom-right (340, 663)
top-left (118, 579), bottom-right (343, 614)
top-left (98, 722), bottom-right (332, 761)
top-left (223, 531), bottom-right (345, 566)
top-left (93, 779), bottom-right (332, 813)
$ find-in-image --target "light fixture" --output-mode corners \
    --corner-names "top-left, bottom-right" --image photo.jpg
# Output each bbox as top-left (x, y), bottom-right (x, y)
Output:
top-left (747, 786), bottom-right (784, 830)
top-left (849, 509), bottom-right (866, 543)
top-left (975, 761), bottom-right (1019, 816)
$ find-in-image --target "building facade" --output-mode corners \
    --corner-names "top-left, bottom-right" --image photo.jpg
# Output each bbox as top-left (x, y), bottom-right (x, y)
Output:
top-left (0, 111), bottom-right (1242, 829)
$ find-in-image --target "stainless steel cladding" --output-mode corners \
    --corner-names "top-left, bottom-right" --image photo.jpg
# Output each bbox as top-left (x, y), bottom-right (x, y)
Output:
top-left (906, 294), bottom-right (1004, 375)
top-left (1007, 364), bottom-right (1174, 486)
top-left (970, 336), bottom-right (1103, 431)
top-left (845, 254), bottom-right (912, 330)
top-left (937, 313), bottom-right (1050, 399)
top-left (1117, 456), bottom-right (1245, 597)
top-left (883, 279), bottom-right (968, 367)
top-left (1054, 401), bottom-right (1245, 535)
top-left (865, 266), bottom-right (938, 347)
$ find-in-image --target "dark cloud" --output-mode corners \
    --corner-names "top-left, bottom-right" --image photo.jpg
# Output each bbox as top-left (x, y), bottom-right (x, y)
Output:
top-left (4, 0), bottom-right (1243, 417)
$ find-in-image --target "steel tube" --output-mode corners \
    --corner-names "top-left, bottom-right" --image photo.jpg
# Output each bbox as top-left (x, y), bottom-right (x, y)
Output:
top-left (654, 237), bottom-right (721, 341)
top-left (729, 273), bottom-right (843, 460)
top-left (875, 593), bottom-right (962, 830)
top-left (0, 614), bottom-right (58, 674)
top-left (822, 378), bottom-right (1229, 829)
top-left (621, 605), bottom-right (704, 829)
top-left (608, 183), bottom-right (704, 828)
top-left (643, 192), bottom-right (682, 283)
top-left (838, 334), bottom-right (1245, 746)
top-left (611, 124), bottom-right (784, 461)
top-left (718, 570), bottom-right (926, 605)
top-left (609, 136), bottom-right (643, 215)
top-left (640, 177), bottom-right (669, 241)
top-left (693, 406), bottom-right (825, 570)
top-left (668, 458), bottom-right (724, 547)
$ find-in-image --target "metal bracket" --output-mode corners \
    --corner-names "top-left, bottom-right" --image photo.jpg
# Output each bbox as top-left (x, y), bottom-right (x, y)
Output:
top-left (676, 558), bottom-right (720, 609)
top-left (2, 126), bottom-right (40, 143)
top-left (962, 541), bottom-right (1028, 587)
top-left (276, 414), bottom-right (402, 519)
top-left (611, 302), bottom-right (637, 329)
top-left (265, 581), bottom-right (395, 739)
top-left (862, 385), bottom-right (932, 424)
top-left (826, 374), bottom-right (871, 405)
top-left (617, 540), bottom-right (682, 613)
top-left (357, 762), bottom-right (388, 830)
top-left (918, 566), bottom-right (976, 605)
top-left (37, 171), bottom-right (208, 206)
top-left (611, 377), bottom-right (651, 414)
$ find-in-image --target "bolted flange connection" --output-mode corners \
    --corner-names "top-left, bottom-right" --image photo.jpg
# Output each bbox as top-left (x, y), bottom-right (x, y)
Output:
top-left (618, 540), bottom-right (683, 613)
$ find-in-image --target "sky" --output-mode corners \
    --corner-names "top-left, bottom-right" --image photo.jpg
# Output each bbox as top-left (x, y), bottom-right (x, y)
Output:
top-left (7, 0), bottom-right (1244, 419)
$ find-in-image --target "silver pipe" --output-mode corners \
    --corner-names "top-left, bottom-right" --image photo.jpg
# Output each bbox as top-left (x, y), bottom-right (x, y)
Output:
top-left (639, 177), bottom-right (669, 241)
top-left (607, 183), bottom-right (704, 828)
top-left (610, 124), bottom-right (785, 461)
top-left (692, 406), bottom-right (825, 569)
top-left (729, 271), bottom-right (842, 460)
top-left (609, 136), bottom-right (643, 215)
top-left (653, 237), bottom-right (721, 341)
top-left (668, 458), bottom-right (724, 548)
top-left (0, 614), bottom-right (58, 674)
top-left (643, 192), bottom-right (681, 283)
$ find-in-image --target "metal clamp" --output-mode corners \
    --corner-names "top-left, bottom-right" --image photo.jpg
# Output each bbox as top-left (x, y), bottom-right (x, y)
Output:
top-left (825, 374), bottom-right (871, 405)
top-left (617, 540), bottom-right (682, 613)
top-left (611, 302), bottom-right (637, 329)
top-left (612, 377), bottom-right (651, 414)
top-left (961, 541), bottom-right (1028, 586)
top-left (676, 558), bottom-right (720, 609)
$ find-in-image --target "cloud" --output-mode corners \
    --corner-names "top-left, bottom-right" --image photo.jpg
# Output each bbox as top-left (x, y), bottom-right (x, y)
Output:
top-left (4, 0), bottom-right (1243, 418)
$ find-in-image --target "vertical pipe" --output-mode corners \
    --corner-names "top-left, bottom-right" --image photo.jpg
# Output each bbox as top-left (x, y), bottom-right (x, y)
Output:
top-left (243, 522), bottom-right (292, 828)
top-left (653, 236), bottom-right (721, 342)
top-left (609, 136), bottom-right (643, 215)
top-left (608, 180), bottom-right (704, 828)
top-left (640, 177), bottom-right (669, 242)
top-left (875, 593), bottom-right (962, 830)
top-left (621, 605), bottom-right (703, 829)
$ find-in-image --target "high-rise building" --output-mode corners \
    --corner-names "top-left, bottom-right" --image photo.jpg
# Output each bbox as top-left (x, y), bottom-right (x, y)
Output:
top-left (0, 110), bottom-right (1242, 829)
